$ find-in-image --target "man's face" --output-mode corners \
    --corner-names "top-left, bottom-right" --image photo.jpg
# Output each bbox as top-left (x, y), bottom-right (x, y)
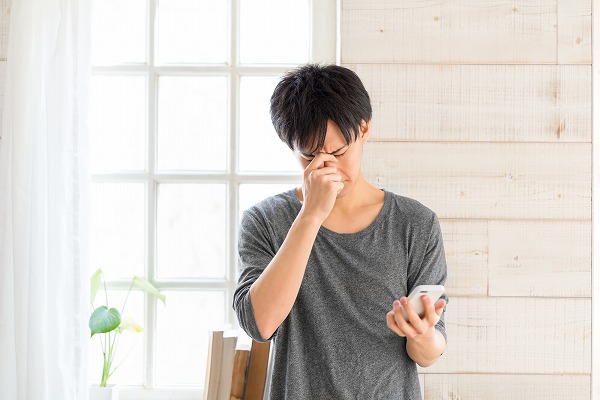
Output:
top-left (293, 119), bottom-right (370, 198)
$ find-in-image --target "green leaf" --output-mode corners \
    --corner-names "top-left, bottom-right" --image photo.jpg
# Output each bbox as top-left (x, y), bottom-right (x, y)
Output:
top-left (90, 268), bottom-right (103, 304)
top-left (132, 276), bottom-right (165, 304)
top-left (89, 306), bottom-right (121, 337)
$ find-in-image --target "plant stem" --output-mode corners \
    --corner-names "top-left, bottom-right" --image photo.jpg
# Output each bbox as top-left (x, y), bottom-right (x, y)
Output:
top-left (121, 280), bottom-right (134, 316)
top-left (109, 334), bottom-right (138, 377)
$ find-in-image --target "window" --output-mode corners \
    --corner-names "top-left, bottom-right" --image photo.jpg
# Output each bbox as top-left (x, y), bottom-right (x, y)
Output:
top-left (88, 0), bottom-right (336, 397)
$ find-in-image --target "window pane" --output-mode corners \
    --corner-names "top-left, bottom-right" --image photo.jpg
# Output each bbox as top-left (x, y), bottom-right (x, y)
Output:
top-left (89, 75), bottom-right (147, 173)
top-left (157, 184), bottom-right (227, 278)
top-left (239, 76), bottom-right (302, 173)
top-left (157, 0), bottom-right (228, 64)
top-left (240, 0), bottom-right (309, 64)
top-left (89, 290), bottom-right (145, 386)
top-left (90, 183), bottom-right (145, 279)
top-left (155, 291), bottom-right (226, 386)
top-left (157, 76), bottom-right (228, 171)
top-left (239, 183), bottom-right (299, 220)
top-left (91, 0), bottom-right (146, 65)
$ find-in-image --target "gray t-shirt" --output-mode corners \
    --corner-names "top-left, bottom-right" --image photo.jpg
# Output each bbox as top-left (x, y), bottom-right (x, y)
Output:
top-left (233, 188), bottom-right (448, 400)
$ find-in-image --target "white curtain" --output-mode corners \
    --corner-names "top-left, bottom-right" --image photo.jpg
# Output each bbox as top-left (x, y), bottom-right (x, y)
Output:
top-left (0, 0), bottom-right (91, 398)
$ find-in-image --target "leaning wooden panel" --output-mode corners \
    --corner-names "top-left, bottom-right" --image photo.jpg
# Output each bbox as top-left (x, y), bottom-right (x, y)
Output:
top-left (345, 64), bottom-right (591, 142)
top-left (439, 219), bottom-right (488, 297)
top-left (363, 142), bottom-right (591, 220)
top-left (341, 0), bottom-right (557, 64)
top-left (558, 0), bottom-right (592, 64)
top-left (420, 297), bottom-right (591, 374)
top-left (489, 220), bottom-right (591, 297)
top-left (423, 374), bottom-right (591, 400)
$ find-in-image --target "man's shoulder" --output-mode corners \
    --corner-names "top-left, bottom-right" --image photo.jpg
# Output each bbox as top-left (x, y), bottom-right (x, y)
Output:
top-left (242, 188), bottom-right (300, 224)
top-left (385, 190), bottom-right (437, 221)
top-left (387, 191), bottom-right (435, 216)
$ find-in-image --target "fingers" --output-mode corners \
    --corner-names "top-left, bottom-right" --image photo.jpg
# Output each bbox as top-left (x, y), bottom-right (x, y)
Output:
top-left (434, 299), bottom-right (446, 316)
top-left (386, 310), bottom-right (405, 337)
top-left (304, 156), bottom-right (343, 194)
top-left (387, 296), bottom-right (447, 339)
top-left (305, 153), bottom-right (338, 173)
top-left (392, 300), bottom-right (416, 338)
top-left (310, 167), bottom-right (342, 181)
top-left (400, 297), bottom-right (424, 329)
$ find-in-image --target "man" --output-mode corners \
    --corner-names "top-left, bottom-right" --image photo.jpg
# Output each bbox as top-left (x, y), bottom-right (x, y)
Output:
top-left (233, 64), bottom-right (448, 399)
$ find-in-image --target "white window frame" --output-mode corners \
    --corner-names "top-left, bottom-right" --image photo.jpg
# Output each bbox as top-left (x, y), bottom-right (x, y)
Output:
top-left (91, 1), bottom-right (338, 399)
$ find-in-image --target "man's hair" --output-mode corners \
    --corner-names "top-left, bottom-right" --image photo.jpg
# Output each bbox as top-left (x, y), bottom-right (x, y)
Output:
top-left (269, 64), bottom-right (372, 154)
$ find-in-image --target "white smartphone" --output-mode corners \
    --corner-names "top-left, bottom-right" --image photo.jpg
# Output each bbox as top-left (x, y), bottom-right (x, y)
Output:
top-left (400, 285), bottom-right (445, 321)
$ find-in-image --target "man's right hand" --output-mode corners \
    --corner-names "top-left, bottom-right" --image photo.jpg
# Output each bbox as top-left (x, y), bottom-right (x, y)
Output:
top-left (301, 153), bottom-right (344, 223)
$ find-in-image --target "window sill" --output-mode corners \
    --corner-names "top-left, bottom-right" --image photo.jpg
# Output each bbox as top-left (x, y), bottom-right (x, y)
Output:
top-left (93, 386), bottom-right (204, 400)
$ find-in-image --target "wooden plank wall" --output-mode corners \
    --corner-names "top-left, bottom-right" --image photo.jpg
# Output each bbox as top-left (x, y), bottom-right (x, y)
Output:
top-left (341, 0), bottom-right (593, 398)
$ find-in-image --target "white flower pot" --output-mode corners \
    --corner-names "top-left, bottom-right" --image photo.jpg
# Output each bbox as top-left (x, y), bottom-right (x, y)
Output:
top-left (89, 385), bottom-right (119, 400)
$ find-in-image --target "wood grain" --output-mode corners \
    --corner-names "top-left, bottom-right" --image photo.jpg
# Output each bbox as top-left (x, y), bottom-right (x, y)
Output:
top-left (489, 220), bottom-right (591, 297)
top-left (420, 297), bottom-right (591, 374)
top-left (558, 0), bottom-right (592, 64)
top-left (423, 374), bottom-right (590, 400)
top-left (346, 64), bottom-right (591, 142)
top-left (342, 0), bottom-right (558, 64)
top-left (363, 142), bottom-right (591, 220)
top-left (439, 219), bottom-right (488, 297)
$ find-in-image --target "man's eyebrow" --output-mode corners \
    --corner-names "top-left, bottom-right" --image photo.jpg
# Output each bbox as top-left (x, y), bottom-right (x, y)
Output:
top-left (301, 144), bottom-right (348, 157)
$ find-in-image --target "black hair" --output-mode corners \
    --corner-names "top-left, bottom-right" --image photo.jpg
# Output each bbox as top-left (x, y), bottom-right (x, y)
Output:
top-left (269, 64), bottom-right (372, 154)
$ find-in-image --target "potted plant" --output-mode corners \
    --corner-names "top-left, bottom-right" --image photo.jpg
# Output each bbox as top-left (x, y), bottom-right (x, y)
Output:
top-left (89, 268), bottom-right (166, 400)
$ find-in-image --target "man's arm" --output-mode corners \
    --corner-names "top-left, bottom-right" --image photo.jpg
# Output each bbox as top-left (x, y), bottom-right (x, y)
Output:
top-left (250, 154), bottom-right (342, 339)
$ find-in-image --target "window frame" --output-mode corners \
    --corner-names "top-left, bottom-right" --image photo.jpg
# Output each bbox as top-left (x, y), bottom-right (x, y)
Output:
top-left (90, 0), bottom-right (338, 398)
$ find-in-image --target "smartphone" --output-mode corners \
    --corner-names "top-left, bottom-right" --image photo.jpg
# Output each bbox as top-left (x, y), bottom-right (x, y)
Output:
top-left (400, 285), bottom-right (445, 321)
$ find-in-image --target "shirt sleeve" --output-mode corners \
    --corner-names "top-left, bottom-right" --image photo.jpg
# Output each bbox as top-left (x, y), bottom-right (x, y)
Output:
top-left (232, 209), bottom-right (277, 342)
top-left (407, 212), bottom-right (449, 342)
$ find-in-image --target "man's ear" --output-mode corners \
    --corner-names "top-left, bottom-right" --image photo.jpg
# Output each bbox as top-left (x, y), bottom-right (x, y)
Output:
top-left (360, 119), bottom-right (371, 143)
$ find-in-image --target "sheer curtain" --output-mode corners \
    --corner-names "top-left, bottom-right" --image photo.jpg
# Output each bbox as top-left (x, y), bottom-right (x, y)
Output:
top-left (0, 0), bottom-right (91, 398)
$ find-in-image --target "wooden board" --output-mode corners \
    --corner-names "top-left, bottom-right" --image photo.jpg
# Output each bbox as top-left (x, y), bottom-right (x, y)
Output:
top-left (420, 297), bottom-right (591, 374)
top-left (439, 219), bottom-right (488, 297)
top-left (342, 0), bottom-right (558, 64)
top-left (423, 374), bottom-right (590, 400)
top-left (558, 0), bottom-right (592, 64)
top-left (489, 220), bottom-right (591, 297)
top-left (363, 142), bottom-right (591, 220)
top-left (346, 64), bottom-right (591, 142)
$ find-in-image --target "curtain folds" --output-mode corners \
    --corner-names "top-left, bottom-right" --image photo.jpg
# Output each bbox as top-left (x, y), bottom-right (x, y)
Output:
top-left (0, 0), bottom-right (91, 398)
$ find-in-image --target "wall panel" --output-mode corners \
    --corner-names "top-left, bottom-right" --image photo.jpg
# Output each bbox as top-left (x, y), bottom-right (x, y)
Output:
top-left (423, 374), bottom-right (590, 400)
top-left (342, 0), bottom-right (558, 64)
top-left (348, 64), bottom-right (591, 142)
top-left (363, 142), bottom-right (591, 220)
